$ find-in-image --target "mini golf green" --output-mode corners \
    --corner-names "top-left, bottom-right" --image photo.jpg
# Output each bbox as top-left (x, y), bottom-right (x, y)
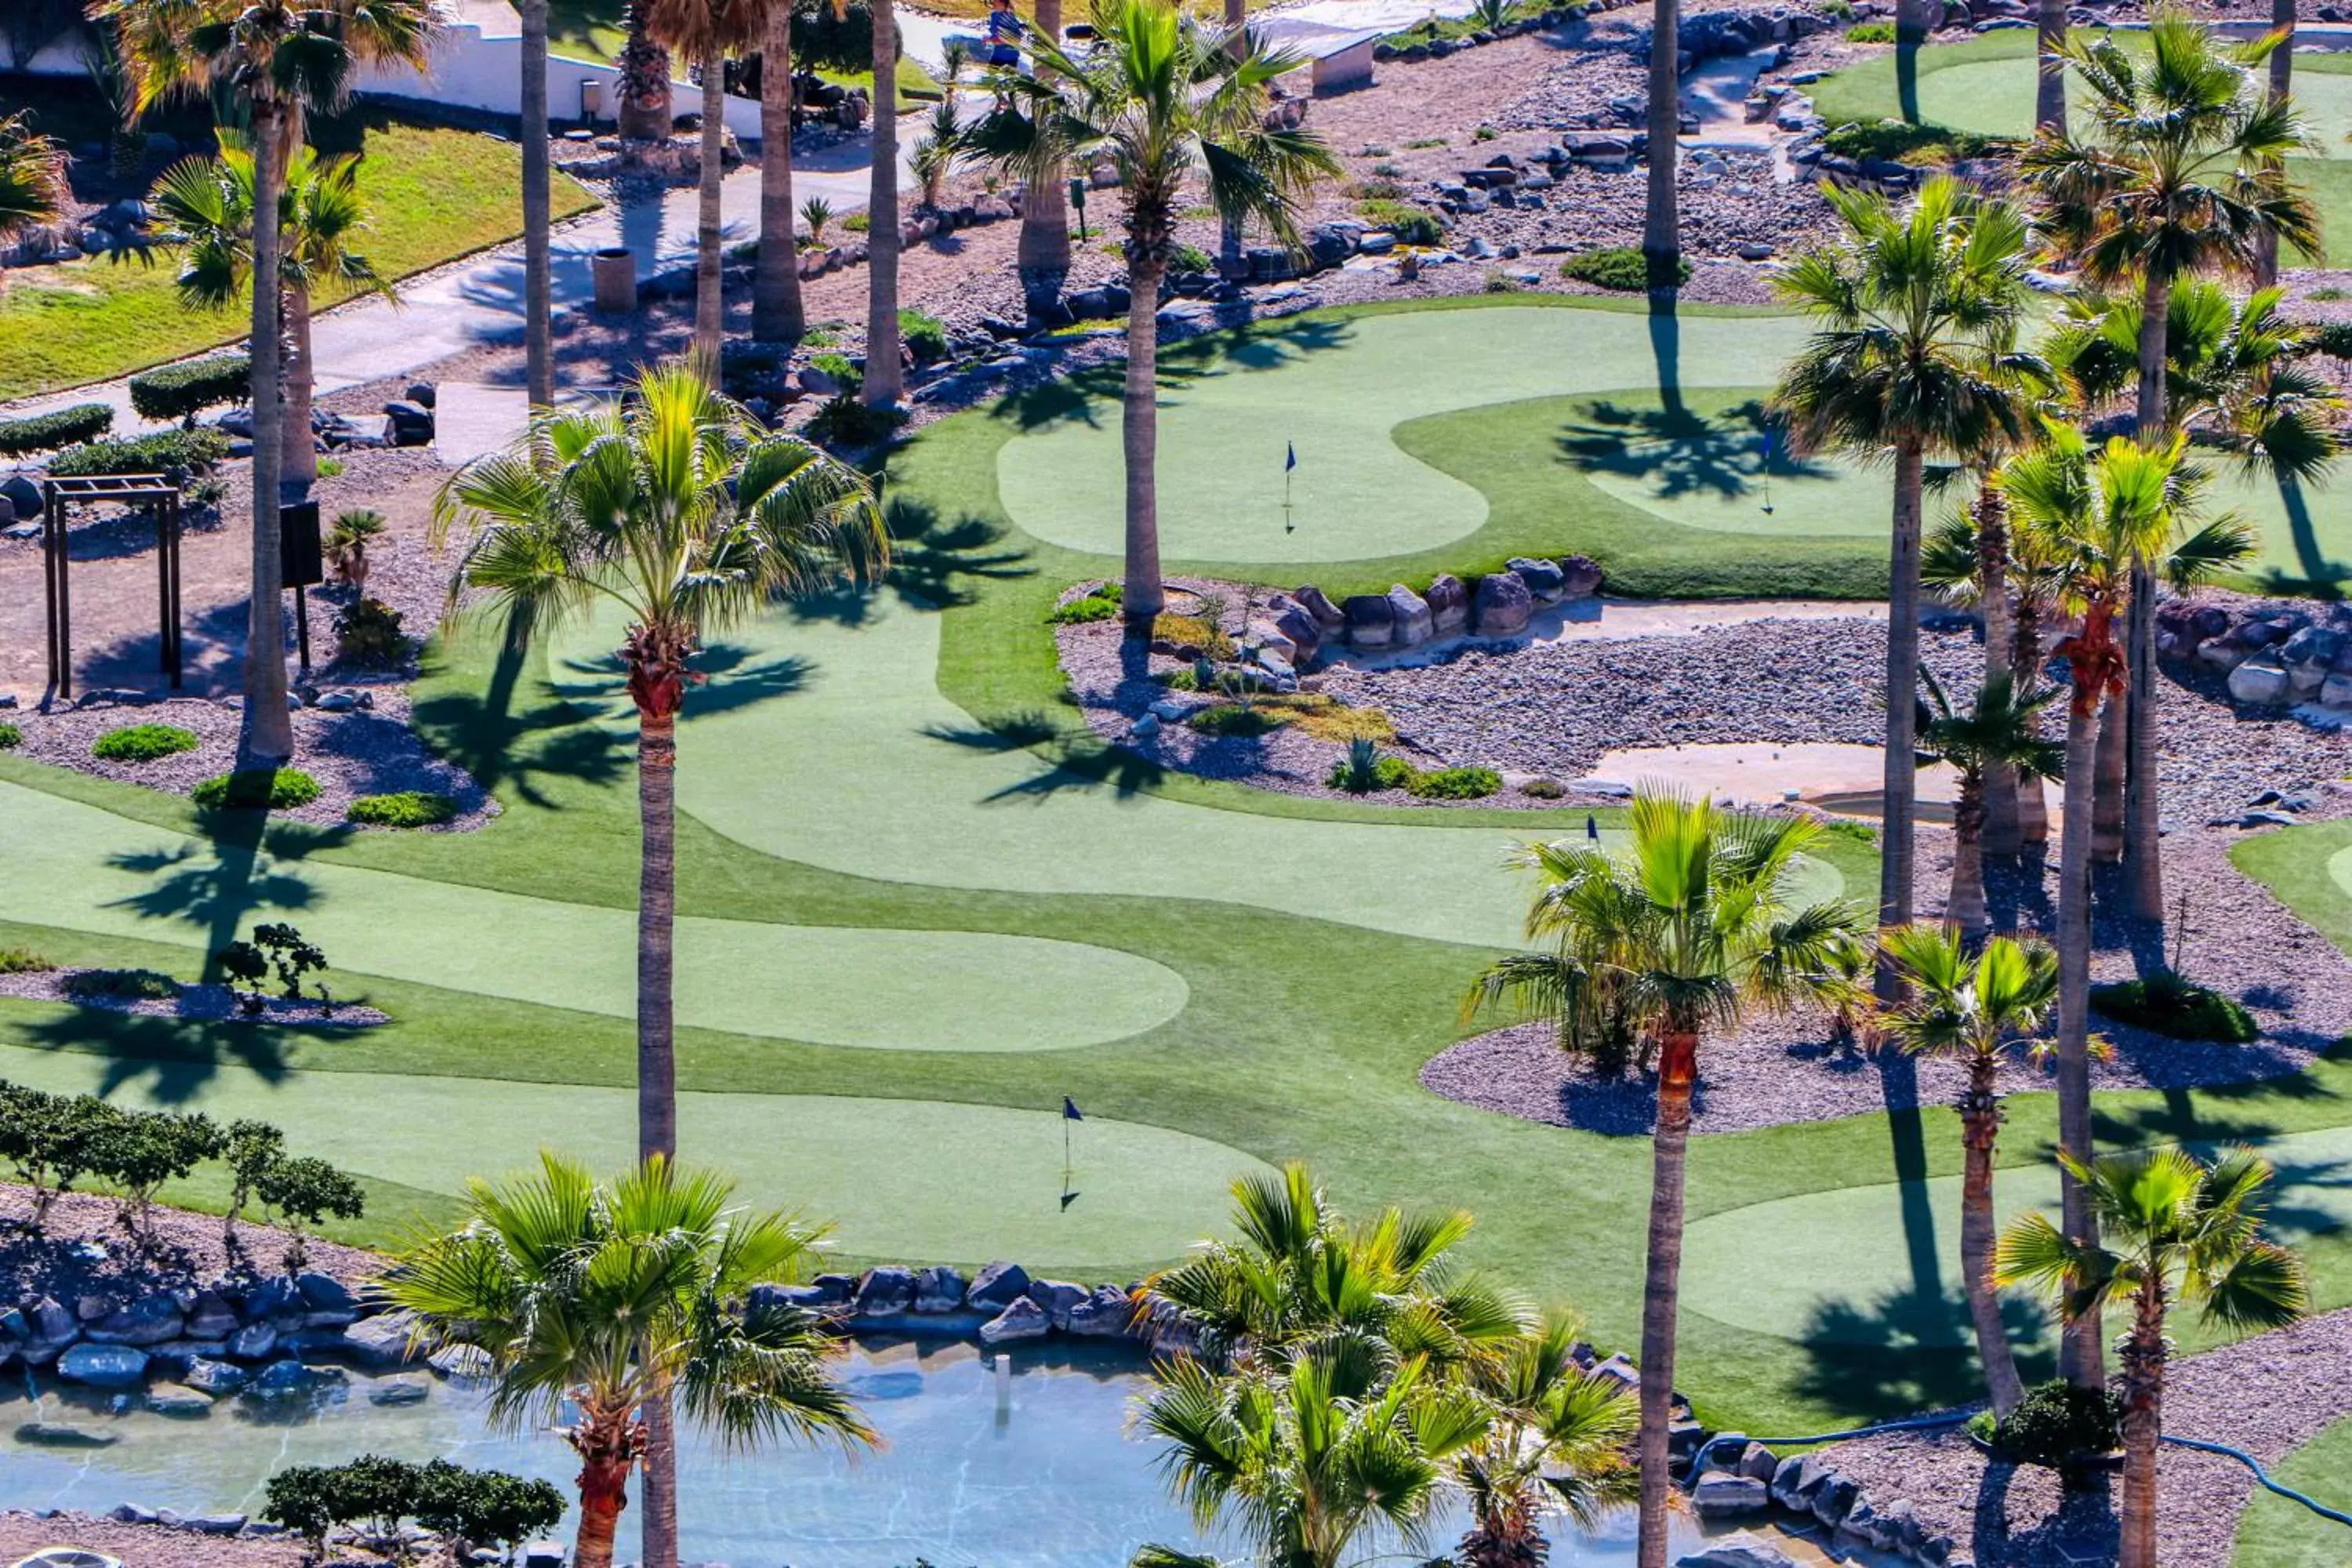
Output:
top-left (2232, 1415), bottom-right (2352, 1567)
top-left (2236, 820), bottom-right (2352, 960)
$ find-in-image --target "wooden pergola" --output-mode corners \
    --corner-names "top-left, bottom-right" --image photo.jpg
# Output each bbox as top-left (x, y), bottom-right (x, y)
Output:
top-left (42, 473), bottom-right (183, 701)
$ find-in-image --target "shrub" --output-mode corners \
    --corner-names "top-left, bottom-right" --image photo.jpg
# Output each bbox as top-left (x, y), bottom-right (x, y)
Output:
top-left (1190, 703), bottom-right (1287, 737)
top-left (1406, 764), bottom-right (1502, 800)
top-left (1983, 1379), bottom-right (2124, 1473)
top-left (845, 209), bottom-right (872, 233)
top-left (2089, 973), bottom-right (2259, 1044)
top-left (48, 428), bottom-right (230, 479)
top-left (1276, 695), bottom-right (1394, 745)
top-left (1372, 756), bottom-right (1417, 791)
top-left (2307, 319), bottom-right (2352, 360)
top-left (1473, 123), bottom-right (1498, 141)
top-left (899, 307), bottom-right (951, 364)
top-left (415, 1461), bottom-right (566, 1560)
top-left (192, 768), bottom-right (324, 811)
top-left (89, 1105), bottom-right (222, 1236)
top-left (1483, 267), bottom-right (1523, 294)
top-left (1170, 241), bottom-right (1214, 275)
top-left (254, 1153), bottom-right (365, 1269)
top-left (1845, 20), bottom-right (1895, 41)
top-left (1152, 612), bottom-right (1236, 661)
top-left (316, 456), bottom-right (346, 480)
top-left (0, 721), bottom-right (19, 750)
top-left (809, 350), bottom-right (865, 395)
top-left (1562, 245), bottom-right (1690, 292)
top-left (1327, 736), bottom-right (1385, 793)
top-left (92, 722), bottom-right (200, 764)
top-left (127, 354), bottom-right (251, 426)
top-left (0, 1083), bottom-right (114, 1232)
top-left (0, 948), bottom-right (53, 974)
top-left (334, 597), bottom-right (408, 664)
top-left (806, 393), bottom-right (906, 448)
top-left (348, 790), bottom-right (459, 829)
top-left (216, 922), bottom-right (328, 1004)
top-left (62, 968), bottom-right (179, 1001)
top-left (1521, 777), bottom-right (1566, 799)
top-left (0, 402), bottom-right (113, 458)
top-left (1354, 198), bottom-right (1443, 245)
top-left (269, 1457), bottom-right (560, 1564)
top-left (1049, 583), bottom-right (1123, 624)
top-left (1820, 120), bottom-right (2014, 165)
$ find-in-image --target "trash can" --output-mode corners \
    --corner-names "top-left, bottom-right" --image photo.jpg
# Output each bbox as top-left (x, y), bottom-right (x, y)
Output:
top-left (591, 247), bottom-right (637, 314)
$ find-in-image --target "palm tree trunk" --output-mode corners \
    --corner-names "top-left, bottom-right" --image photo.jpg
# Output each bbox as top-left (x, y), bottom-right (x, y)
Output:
top-left (2092, 685), bottom-right (2125, 863)
top-left (2123, 270), bottom-right (2169, 916)
top-left (2255, 0), bottom-right (2293, 288)
top-left (1960, 1058), bottom-right (2024, 1415)
top-left (1877, 441), bottom-right (1926, 1003)
top-left (637, 704), bottom-right (680, 1159)
top-left (241, 97), bottom-right (293, 765)
top-left (694, 44), bottom-right (727, 361)
top-left (522, 0), bottom-right (554, 406)
top-left (1947, 767), bottom-right (1989, 935)
top-left (572, 1440), bottom-right (633, 1568)
top-left (2013, 596), bottom-right (2049, 842)
top-left (1642, 0), bottom-right (1679, 289)
top-left (1634, 1025), bottom-right (1697, 1568)
top-left (754, 0), bottom-right (805, 343)
top-left (284, 284), bottom-right (317, 488)
top-left (1120, 249), bottom-right (1169, 634)
top-left (863, 0), bottom-right (906, 407)
top-left (2118, 1279), bottom-right (2166, 1568)
top-left (2055, 676), bottom-right (2105, 1390)
top-left (641, 1382), bottom-right (681, 1568)
top-left (2034, 0), bottom-right (2066, 134)
top-left (619, 2), bottom-right (674, 141)
top-left (1218, 0), bottom-right (1247, 275)
top-left (1017, 0), bottom-right (1071, 321)
top-left (1976, 483), bottom-right (2020, 857)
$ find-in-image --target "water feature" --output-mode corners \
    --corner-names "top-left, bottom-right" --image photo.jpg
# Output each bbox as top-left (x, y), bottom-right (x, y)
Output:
top-left (1, 1340), bottom-right (1855, 1566)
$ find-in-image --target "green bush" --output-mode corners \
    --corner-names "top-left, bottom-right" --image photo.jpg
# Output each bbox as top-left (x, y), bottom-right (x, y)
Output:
top-left (1845, 20), bottom-right (1895, 41)
top-left (0, 949), bottom-right (54, 975)
top-left (1521, 777), bottom-right (1566, 799)
top-left (1190, 703), bottom-right (1287, 738)
top-left (48, 428), bottom-right (230, 479)
top-left (1821, 120), bottom-right (2015, 165)
top-left (1984, 1379), bottom-right (2124, 1472)
top-left (61, 968), bottom-right (180, 1001)
top-left (0, 722), bottom-right (19, 750)
top-left (92, 722), bottom-right (200, 764)
top-left (808, 350), bottom-right (865, 395)
top-left (192, 768), bottom-right (324, 811)
top-left (898, 307), bottom-right (952, 364)
top-left (347, 790), bottom-right (459, 828)
top-left (1049, 583), bottom-right (1123, 624)
top-left (0, 402), bottom-right (113, 458)
top-left (334, 597), bottom-right (408, 664)
top-left (1354, 199), bottom-right (1444, 245)
top-left (1561, 245), bottom-right (1690, 292)
top-left (127, 354), bottom-right (251, 426)
top-left (2090, 973), bottom-right (2259, 1044)
top-left (806, 393), bottom-right (906, 448)
top-left (1170, 241), bottom-right (1214, 275)
top-left (2307, 319), bottom-right (2352, 360)
top-left (1405, 764), bottom-right (1502, 800)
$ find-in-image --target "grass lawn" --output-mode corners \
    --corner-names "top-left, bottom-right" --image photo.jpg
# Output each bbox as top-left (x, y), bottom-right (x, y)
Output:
top-left (0, 109), bottom-right (597, 401)
top-left (2, 299), bottom-right (2347, 1443)
top-left (2232, 1417), bottom-right (2352, 1566)
top-left (1809, 32), bottom-right (2352, 265)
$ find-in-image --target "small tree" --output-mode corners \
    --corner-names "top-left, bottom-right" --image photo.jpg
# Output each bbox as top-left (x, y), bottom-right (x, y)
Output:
top-left (91, 1106), bottom-right (222, 1242)
top-left (221, 1117), bottom-right (287, 1252)
top-left (263, 1463), bottom-right (341, 1560)
top-left (325, 509), bottom-right (387, 595)
top-left (416, 1460), bottom-right (567, 1565)
top-left (255, 1155), bottom-right (365, 1271)
top-left (251, 922), bottom-right (328, 1000)
top-left (0, 1083), bottom-right (111, 1232)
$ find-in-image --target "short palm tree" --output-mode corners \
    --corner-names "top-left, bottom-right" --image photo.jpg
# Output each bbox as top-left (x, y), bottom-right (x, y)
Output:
top-left (0, 111), bottom-right (65, 248)
top-left (1876, 925), bottom-right (2060, 1418)
top-left (1998, 423), bottom-right (2252, 1388)
top-left (965, 0), bottom-right (1339, 633)
top-left (150, 139), bottom-right (391, 487)
top-left (1452, 1312), bottom-right (1637, 1568)
top-left (1914, 667), bottom-right (2064, 935)
top-left (617, 0), bottom-right (676, 140)
top-left (646, 0), bottom-right (759, 359)
top-left (1490, 790), bottom-right (1862, 1568)
top-left (97, 0), bottom-right (437, 765)
top-left (386, 1152), bottom-right (877, 1568)
top-left (432, 361), bottom-right (889, 1164)
top-left (1773, 175), bottom-right (2035, 985)
top-left (2020, 5), bottom-right (2317, 920)
top-left (1996, 1146), bottom-right (2308, 1568)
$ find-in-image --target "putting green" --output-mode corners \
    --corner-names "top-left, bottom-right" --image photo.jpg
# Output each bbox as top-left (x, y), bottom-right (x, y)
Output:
top-left (993, 306), bottom-right (1824, 564)
top-left (1563, 388), bottom-right (1895, 538)
top-left (1678, 1123), bottom-right (2352, 1351)
top-left (2232, 1415), bottom-right (2352, 1567)
top-left (0, 1042), bottom-right (1265, 1269)
top-left (2330, 844), bottom-right (2352, 899)
top-left (0, 781), bottom-right (1189, 1052)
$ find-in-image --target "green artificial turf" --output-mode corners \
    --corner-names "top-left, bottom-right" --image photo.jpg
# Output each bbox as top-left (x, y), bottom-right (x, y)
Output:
top-left (2232, 1415), bottom-right (2352, 1567)
top-left (2237, 819), bottom-right (2352, 958)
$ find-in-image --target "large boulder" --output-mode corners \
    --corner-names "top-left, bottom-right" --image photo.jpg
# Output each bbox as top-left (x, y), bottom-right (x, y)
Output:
top-left (1425, 574), bottom-right (1469, 636)
top-left (1769, 1451), bottom-right (1836, 1510)
top-left (340, 1311), bottom-right (422, 1370)
top-left (381, 399), bottom-right (434, 448)
top-left (978, 1296), bottom-right (1051, 1346)
top-left (144, 1383), bottom-right (212, 1417)
top-left (57, 1343), bottom-right (150, 1388)
top-left (914, 1266), bottom-right (969, 1314)
top-left (1344, 593), bottom-right (1396, 649)
top-left (85, 1293), bottom-right (183, 1348)
top-left (245, 1359), bottom-right (344, 1400)
top-left (1557, 554), bottom-right (1604, 599)
top-left (183, 1358), bottom-right (250, 1396)
top-left (854, 1266), bottom-right (918, 1318)
top-left (1385, 584), bottom-right (1434, 648)
top-left (1028, 1279), bottom-right (1089, 1330)
top-left (2281, 627), bottom-right (2343, 693)
top-left (1472, 572), bottom-right (1532, 637)
top-left (186, 1292), bottom-right (240, 1341)
top-left (1736, 1440), bottom-right (1779, 1482)
top-left (1247, 618), bottom-right (1298, 666)
top-left (1690, 1475), bottom-right (1770, 1518)
top-left (1509, 556), bottom-right (1567, 604)
top-left (1676, 1537), bottom-right (1802, 1568)
top-left (2228, 655), bottom-right (2291, 707)
top-left (227, 1323), bottom-right (278, 1362)
top-left (1065, 1285), bottom-right (1136, 1338)
top-left (1293, 583), bottom-right (1345, 634)
top-left (0, 474), bottom-right (42, 522)
top-left (296, 1272), bottom-right (357, 1314)
top-left (966, 1261), bottom-right (1033, 1312)
top-left (1809, 1472), bottom-right (1861, 1528)
top-left (1271, 599), bottom-right (1323, 664)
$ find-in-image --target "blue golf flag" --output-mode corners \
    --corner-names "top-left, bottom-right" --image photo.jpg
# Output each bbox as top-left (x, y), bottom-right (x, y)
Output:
top-left (1285, 441), bottom-right (1297, 472)
top-left (1062, 1095), bottom-right (1084, 1121)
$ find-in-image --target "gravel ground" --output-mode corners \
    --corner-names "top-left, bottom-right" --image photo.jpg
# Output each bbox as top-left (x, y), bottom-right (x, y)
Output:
top-left (0, 1513), bottom-right (313, 1568)
top-left (0, 967), bottom-right (388, 1029)
top-left (0, 1182), bottom-right (386, 1305)
top-left (1822, 1306), bottom-right (2352, 1568)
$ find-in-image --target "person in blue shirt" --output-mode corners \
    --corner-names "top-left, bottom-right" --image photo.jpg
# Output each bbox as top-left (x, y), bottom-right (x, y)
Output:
top-left (985, 0), bottom-right (1025, 67)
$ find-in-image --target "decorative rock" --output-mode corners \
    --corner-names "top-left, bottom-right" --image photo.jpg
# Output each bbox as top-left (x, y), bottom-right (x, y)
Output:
top-left (1425, 574), bottom-right (1469, 636)
top-left (295, 1272), bottom-right (357, 1313)
top-left (2228, 655), bottom-right (2291, 707)
top-left (2321, 672), bottom-right (2352, 709)
top-left (58, 1343), bottom-right (150, 1388)
top-left (1343, 593), bottom-right (1396, 649)
top-left (112, 1504), bottom-right (159, 1523)
top-left (966, 1260), bottom-right (1033, 1312)
top-left (244, 1359), bottom-right (343, 1399)
top-left (1509, 556), bottom-right (1567, 604)
top-left (370, 1376), bottom-right (432, 1406)
top-left (1293, 583), bottom-right (1345, 633)
top-left (1472, 572), bottom-right (1534, 637)
top-left (183, 1358), bottom-right (249, 1396)
top-left (1271, 600), bottom-right (1323, 663)
top-left (914, 1265), bottom-right (969, 1313)
top-left (1736, 1439), bottom-right (1778, 1482)
top-left (1769, 1451), bottom-right (1834, 1510)
top-left (186, 1293), bottom-right (239, 1341)
top-left (228, 1323), bottom-right (278, 1361)
top-left (1247, 618), bottom-right (1298, 666)
top-left (1690, 1475), bottom-right (1770, 1518)
top-left (87, 1294), bottom-right (183, 1347)
top-left (187, 1513), bottom-right (249, 1537)
top-left (429, 1343), bottom-right (494, 1380)
top-left (1810, 1472), bottom-right (1861, 1527)
top-left (1385, 583), bottom-right (1434, 648)
top-left (17, 1421), bottom-right (119, 1447)
top-left (1675, 1536), bottom-right (1801, 1568)
top-left (522, 1542), bottom-right (567, 1568)
top-left (978, 1296), bottom-right (1052, 1345)
top-left (1557, 554), bottom-right (1603, 599)
top-left (1131, 713), bottom-right (1162, 739)
top-left (341, 1311), bottom-right (422, 1370)
top-left (144, 1383), bottom-right (212, 1416)
top-left (1028, 1279), bottom-right (1089, 1330)
top-left (854, 1265), bottom-right (918, 1317)
top-left (1065, 1285), bottom-right (1135, 1338)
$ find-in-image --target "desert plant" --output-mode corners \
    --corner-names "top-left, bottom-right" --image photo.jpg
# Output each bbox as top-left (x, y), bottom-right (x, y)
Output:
top-left (1325, 736), bottom-right (1385, 793)
top-left (333, 597), bottom-right (408, 663)
top-left (92, 723), bottom-right (201, 763)
top-left (1561, 245), bottom-right (1690, 292)
top-left (801, 194), bottom-right (835, 245)
top-left (325, 508), bottom-right (387, 593)
top-left (0, 111), bottom-right (67, 247)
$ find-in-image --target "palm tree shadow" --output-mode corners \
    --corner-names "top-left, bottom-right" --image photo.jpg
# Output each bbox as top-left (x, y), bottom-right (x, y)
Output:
top-left (15, 1009), bottom-right (298, 1102)
top-left (1795, 1282), bottom-right (2054, 1420)
top-left (980, 314), bottom-right (1352, 434)
top-left (1555, 397), bottom-right (1835, 503)
top-left (2268, 474), bottom-right (2351, 597)
top-left (409, 637), bottom-right (631, 811)
top-left (103, 811), bottom-right (321, 982)
top-left (1878, 1052), bottom-right (1947, 1308)
top-left (879, 498), bottom-right (1036, 611)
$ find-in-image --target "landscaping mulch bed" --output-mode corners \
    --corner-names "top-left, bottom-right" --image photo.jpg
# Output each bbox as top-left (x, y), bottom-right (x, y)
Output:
top-left (0, 1182), bottom-right (386, 1307)
top-left (0, 1512), bottom-right (311, 1568)
top-left (0, 967), bottom-right (387, 1029)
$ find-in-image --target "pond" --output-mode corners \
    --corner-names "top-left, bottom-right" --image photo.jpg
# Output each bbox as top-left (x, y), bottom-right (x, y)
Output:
top-left (0, 1339), bottom-right (1850, 1566)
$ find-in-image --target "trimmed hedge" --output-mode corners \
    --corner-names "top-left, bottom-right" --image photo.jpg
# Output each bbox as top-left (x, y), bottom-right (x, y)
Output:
top-left (1561, 246), bottom-right (1691, 292)
top-left (2089, 974), bottom-right (2259, 1044)
top-left (0, 722), bottom-right (19, 750)
top-left (0, 403), bottom-right (114, 459)
top-left (128, 354), bottom-right (252, 426)
top-left (92, 723), bottom-right (200, 763)
top-left (48, 428), bottom-right (231, 479)
top-left (192, 768), bottom-right (324, 811)
top-left (347, 790), bottom-right (459, 828)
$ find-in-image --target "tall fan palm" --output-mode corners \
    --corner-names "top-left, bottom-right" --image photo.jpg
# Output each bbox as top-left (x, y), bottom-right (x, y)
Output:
top-left (865, 0), bottom-right (904, 407)
top-left (96, 0), bottom-right (437, 765)
top-left (150, 139), bottom-right (392, 487)
top-left (1914, 667), bottom-right (2064, 935)
top-left (0, 111), bottom-right (67, 248)
top-left (1997, 423), bottom-right (2252, 1388)
top-left (1876, 926), bottom-right (2060, 1418)
top-left (617, 0), bottom-right (677, 140)
top-left (753, 0), bottom-right (804, 340)
top-left (1997, 1146), bottom-right (2308, 1568)
top-left (965, 0), bottom-right (1338, 632)
top-left (1490, 791), bottom-right (1862, 1568)
top-left (431, 361), bottom-right (888, 1163)
top-left (521, 0), bottom-right (554, 406)
top-left (1642, 0), bottom-right (1678, 290)
top-left (647, 0), bottom-right (760, 360)
top-left (1773, 174), bottom-right (2036, 986)
top-left (1014, 0), bottom-right (1070, 321)
top-left (2020, 5), bottom-right (2317, 920)
top-left (385, 1153), bottom-right (877, 1568)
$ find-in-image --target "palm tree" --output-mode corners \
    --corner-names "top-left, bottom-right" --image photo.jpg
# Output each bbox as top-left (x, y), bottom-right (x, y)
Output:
top-left (1642, 0), bottom-right (1678, 291)
top-left (2020, 6), bottom-right (2317, 921)
top-left (1877, 925), bottom-right (2060, 1418)
top-left (521, 0), bottom-right (554, 407)
top-left (966, 0), bottom-right (1338, 633)
top-left (1915, 667), bottom-right (2064, 935)
top-left (618, 0), bottom-right (677, 140)
top-left (151, 140), bottom-right (392, 487)
top-left (1491, 790), bottom-right (1862, 1568)
top-left (1773, 174), bottom-right (2035, 989)
top-left (2259, 0), bottom-right (2298, 288)
top-left (1453, 1313), bottom-right (1637, 1568)
top-left (1997, 423), bottom-right (2253, 1388)
top-left (1997, 1146), bottom-right (2308, 1568)
top-left (648, 0), bottom-right (759, 360)
top-left (1015, 0), bottom-right (1071, 321)
top-left (430, 361), bottom-right (889, 1163)
top-left (753, 0), bottom-right (805, 341)
top-left (386, 1153), bottom-right (877, 1568)
top-left (912, 98), bottom-right (963, 209)
top-left (2034, 0), bottom-right (2065, 133)
top-left (97, 0), bottom-right (436, 766)
top-left (0, 111), bottom-right (66, 246)
top-left (865, 0), bottom-right (905, 408)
